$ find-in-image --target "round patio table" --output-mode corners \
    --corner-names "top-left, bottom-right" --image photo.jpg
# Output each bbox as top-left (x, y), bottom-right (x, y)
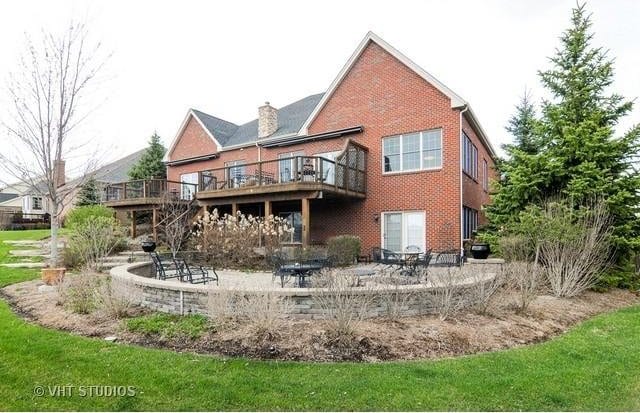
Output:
top-left (279, 262), bottom-right (324, 287)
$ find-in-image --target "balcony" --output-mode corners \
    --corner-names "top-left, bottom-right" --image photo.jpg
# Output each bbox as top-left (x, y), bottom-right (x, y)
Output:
top-left (196, 141), bottom-right (368, 204)
top-left (102, 179), bottom-right (198, 208)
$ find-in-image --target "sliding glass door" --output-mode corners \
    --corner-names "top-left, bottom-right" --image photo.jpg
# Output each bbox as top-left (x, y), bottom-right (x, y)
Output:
top-left (382, 211), bottom-right (425, 252)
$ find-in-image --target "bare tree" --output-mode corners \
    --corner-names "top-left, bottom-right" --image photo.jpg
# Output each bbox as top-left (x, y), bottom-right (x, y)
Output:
top-left (159, 191), bottom-right (193, 258)
top-left (1, 22), bottom-right (109, 265)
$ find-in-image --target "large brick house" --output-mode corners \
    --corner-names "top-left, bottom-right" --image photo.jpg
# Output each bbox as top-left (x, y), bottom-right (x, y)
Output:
top-left (108, 32), bottom-right (496, 255)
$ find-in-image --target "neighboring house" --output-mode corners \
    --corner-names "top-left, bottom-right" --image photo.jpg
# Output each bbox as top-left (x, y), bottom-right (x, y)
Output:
top-left (0, 180), bottom-right (51, 215)
top-left (104, 32), bottom-right (496, 254)
top-left (59, 149), bottom-right (145, 218)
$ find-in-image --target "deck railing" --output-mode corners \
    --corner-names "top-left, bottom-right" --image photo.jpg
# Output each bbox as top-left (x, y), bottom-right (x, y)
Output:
top-left (103, 179), bottom-right (198, 202)
top-left (198, 140), bottom-right (368, 195)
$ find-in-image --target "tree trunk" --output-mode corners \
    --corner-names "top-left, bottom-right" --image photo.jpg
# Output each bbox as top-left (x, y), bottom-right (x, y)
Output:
top-left (50, 204), bottom-right (60, 267)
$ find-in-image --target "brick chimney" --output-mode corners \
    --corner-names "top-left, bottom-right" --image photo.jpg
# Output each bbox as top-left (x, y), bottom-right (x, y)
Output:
top-left (53, 160), bottom-right (65, 188)
top-left (258, 101), bottom-right (278, 138)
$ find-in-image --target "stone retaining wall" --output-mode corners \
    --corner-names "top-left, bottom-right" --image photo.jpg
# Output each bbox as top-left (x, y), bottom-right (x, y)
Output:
top-left (111, 261), bottom-right (503, 318)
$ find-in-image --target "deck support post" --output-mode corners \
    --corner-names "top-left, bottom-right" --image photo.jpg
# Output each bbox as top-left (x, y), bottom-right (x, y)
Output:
top-left (152, 208), bottom-right (158, 241)
top-left (131, 210), bottom-right (137, 239)
top-left (264, 200), bottom-right (272, 218)
top-left (231, 203), bottom-right (238, 216)
top-left (301, 198), bottom-right (310, 247)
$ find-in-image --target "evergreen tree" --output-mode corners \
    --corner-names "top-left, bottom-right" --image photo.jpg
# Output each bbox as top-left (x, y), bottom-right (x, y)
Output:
top-left (76, 176), bottom-right (101, 206)
top-left (538, 3), bottom-right (640, 256)
top-left (486, 3), bottom-right (640, 263)
top-left (486, 92), bottom-right (549, 228)
top-left (128, 132), bottom-right (167, 180)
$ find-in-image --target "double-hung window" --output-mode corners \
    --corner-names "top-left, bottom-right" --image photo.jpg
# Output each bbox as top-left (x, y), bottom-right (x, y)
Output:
top-left (382, 129), bottom-right (442, 173)
top-left (462, 206), bottom-right (478, 240)
top-left (463, 132), bottom-right (478, 179)
top-left (32, 196), bottom-right (43, 210)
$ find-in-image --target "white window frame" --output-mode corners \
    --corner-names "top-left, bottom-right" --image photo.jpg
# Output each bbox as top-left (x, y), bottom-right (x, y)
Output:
top-left (225, 160), bottom-right (246, 187)
top-left (381, 210), bottom-right (426, 253)
top-left (382, 128), bottom-right (443, 175)
top-left (32, 196), bottom-right (43, 211)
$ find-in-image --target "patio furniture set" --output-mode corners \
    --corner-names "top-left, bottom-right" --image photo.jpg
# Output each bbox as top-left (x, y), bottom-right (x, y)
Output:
top-left (149, 251), bottom-right (219, 285)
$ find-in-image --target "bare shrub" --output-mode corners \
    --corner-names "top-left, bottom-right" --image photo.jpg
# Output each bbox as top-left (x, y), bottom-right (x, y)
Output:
top-left (236, 291), bottom-right (291, 338)
top-left (58, 273), bottom-right (102, 314)
top-left (192, 209), bottom-right (293, 269)
top-left (95, 278), bottom-right (139, 319)
top-left (467, 268), bottom-right (504, 315)
top-left (374, 268), bottom-right (415, 321)
top-left (312, 269), bottom-right (375, 337)
top-left (159, 191), bottom-right (193, 258)
top-left (502, 261), bottom-right (543, 313)
top-left (206, 288), bottom-right (290, 337)
top-left (538, 200), bottom-right (613, 297)
top-left (429, 268), bottom-right (464, 321)
top-left (206, 288), bottom-right (242, 327)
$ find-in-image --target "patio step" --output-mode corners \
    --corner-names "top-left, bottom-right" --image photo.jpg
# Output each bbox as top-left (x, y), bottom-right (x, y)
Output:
top-left (9, 249), bottom-right (49, 257)
top-left (0, 262), bottom-right (46, 268)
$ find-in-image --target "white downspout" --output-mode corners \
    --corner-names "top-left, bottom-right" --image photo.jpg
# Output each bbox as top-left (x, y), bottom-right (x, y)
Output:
top-left (255, 141), bottom-right (261, 162)
top-left (459, 105), bottom-right (469, 259)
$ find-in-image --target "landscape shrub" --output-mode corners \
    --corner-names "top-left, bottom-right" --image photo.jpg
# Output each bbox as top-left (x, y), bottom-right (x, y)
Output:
top-left (537, 200), bottom-right (613, 297)
top-left (502, 261), bottom-right (543, 313)
top-left (430, 269), bottom-right (465, 321)
top-left (192, 209), bottom-right (293, 270)
top-left (312, 269), bottom-right (374, 339)
top-left (65, 205), bottom-right (114, 229)
top-left (206, 289), bottom-right (290, 337)
top-left (95, 278), bottom-right (138, 319)
top-left (327, 235), bottom-right (361, 266)
top-left (58, 273), bottom-right (102, 314)
top-left (67, 215), bottom-right (127, 271)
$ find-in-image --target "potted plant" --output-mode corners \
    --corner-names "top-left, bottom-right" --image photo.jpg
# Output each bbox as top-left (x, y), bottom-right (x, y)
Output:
top-left (141, 239), bottom-right (157, 253)
top-left (41, 267), bottom-right (66, 285)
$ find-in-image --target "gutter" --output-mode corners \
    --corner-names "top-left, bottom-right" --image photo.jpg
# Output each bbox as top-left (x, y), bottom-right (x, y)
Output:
top-left (259, 126), bottom-right (363, 148)
top-left (459, 105), bottom-right (469, 258)
top-left (165, 153), bottom-right (219, 166)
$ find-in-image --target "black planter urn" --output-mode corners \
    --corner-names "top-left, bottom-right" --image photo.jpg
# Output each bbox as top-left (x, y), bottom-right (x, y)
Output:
top-left (141, 240), bottom-right (157, 253)
top-left (470, 243), bottom-right (490, 259)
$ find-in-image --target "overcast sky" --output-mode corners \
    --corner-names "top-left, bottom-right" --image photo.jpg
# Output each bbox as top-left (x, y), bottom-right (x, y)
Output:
top-left (0, 0), bottom-right (638, 182)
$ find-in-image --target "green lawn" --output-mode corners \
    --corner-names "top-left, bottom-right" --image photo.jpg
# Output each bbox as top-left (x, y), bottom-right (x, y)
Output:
top-left (0, 230), bottom-right (639, 411)
top-left (0, 229), bottom-right (51, 286)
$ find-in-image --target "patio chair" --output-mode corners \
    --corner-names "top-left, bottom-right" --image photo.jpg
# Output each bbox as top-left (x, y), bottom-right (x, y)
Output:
top-left (432, 249), bottom-right (462, 267)
top-left (371, 247), bottom-right (403, 266)
top-left (178, 259), bottom-right (218, 285)
top-left (150, 252), bottom-right (182, 280)
top-left (269, 251), bottom-right (291, 287)
top-left (402, 248), bottom-right (433, 280)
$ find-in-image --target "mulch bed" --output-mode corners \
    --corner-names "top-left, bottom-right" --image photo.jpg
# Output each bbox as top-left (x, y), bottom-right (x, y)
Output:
top-left (2, 279), bottom-right (638, 362)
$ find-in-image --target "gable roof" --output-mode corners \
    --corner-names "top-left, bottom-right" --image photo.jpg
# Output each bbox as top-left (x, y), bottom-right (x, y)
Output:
top-left (222, 93), bottom-right (324, 147)
top-left (164, 93), bottom-right (324, 161)
top-left (300, 31), bottom-right (467, 135)
top-left (299, 31), bottom-right (497, 158)
top-left (0, 193), bottom-right (18, 203)
top-left (164, 32), bottom-right (496, 160)
top-left (91, 149), bottom-right (146, 183)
